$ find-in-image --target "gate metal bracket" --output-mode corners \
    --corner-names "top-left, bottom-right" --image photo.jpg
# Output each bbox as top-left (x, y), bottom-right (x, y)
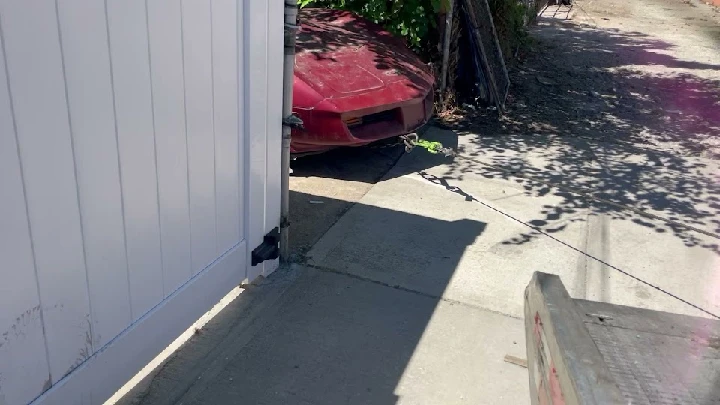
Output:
top-left (282, 114), bottom-right (304, 130)
top-left (251, 227), bottom-right (280, 266)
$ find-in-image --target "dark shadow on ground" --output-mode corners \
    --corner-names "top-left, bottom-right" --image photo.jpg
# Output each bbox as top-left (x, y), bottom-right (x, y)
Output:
top-left (290, 125), bottom-right (458, 183)
top-left (291, 142), bottom-right (405, 184)
top-left (289, 145), bottom-right (405, 259)
top-left (118, 192), bottom-right (487, 405)
top-left (289, 130), bottom-right (459, 261)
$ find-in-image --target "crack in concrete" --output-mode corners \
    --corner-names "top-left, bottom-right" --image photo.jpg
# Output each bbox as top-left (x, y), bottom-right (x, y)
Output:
top-left (305, 263), bottom-right (523, 320)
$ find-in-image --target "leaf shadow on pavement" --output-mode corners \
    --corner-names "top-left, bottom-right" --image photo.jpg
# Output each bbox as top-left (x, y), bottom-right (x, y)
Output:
top-left (436, 18), bottom-right (720, 254)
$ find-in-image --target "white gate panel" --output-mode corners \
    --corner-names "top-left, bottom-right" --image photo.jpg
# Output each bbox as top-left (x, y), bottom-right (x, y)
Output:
top-left (246, 0), bottom-right (284, 282)
top-left (58, 0), bottom-right (133, 352)
top-left (0, 0), bottom-right (282, 403)
top-left (264, 0), bottom-right (284, 277)
top-left (106, 0), bottom-right (165, 324)
top-left (213, 0), bottom-right (243, 255)
top-left (246, 0), bottom-right (269, 284)
top-left (1, 0), bottom-right (93, 387)
top-left (182, 0), bottom-right (218, 273)
top-left (0, 36), bottom-right (51, 405)
top-left (147, 0), bottom-right (193, 295)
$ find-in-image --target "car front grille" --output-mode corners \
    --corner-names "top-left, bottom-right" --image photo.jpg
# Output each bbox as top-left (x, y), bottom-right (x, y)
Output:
top-left (345, 108), bottom-right (398, 129)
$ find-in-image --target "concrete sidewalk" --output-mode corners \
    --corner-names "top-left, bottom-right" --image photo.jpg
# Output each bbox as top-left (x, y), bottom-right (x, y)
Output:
top-left (117, 263), bottom-right (529, 405)
top-left (166, 267), bottom-right (527, 405)
top-left (120, 127), bottom-right (717, 405)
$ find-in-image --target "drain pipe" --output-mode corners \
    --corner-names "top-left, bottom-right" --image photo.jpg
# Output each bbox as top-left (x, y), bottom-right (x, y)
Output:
top-left (280, 0), bottom-right (301, 263)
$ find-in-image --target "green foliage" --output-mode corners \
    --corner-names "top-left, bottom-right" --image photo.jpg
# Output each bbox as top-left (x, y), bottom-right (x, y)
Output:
top-left (298, 0), bottom-right (443, 50)
top-left (487, 0), bottom-right (533, 59)
top-left (298, 0), bottom-right (533, 63)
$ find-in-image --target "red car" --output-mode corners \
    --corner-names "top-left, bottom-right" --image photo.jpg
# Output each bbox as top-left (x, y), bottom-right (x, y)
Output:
top-left (292, 8), bottom-right (435, 156)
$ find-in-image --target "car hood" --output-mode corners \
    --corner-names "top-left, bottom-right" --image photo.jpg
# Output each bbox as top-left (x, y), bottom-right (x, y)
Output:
top-left (295, 9), bottom-right (434, 102)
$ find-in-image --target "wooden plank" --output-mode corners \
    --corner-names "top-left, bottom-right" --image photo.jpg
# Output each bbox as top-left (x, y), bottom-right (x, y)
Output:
top-left (57, 0), bottom-right (132, 349)
top-left (147, 0), bottom-right (193, 295)
top-left (213, 0), bottom-right (243, 255)
top-left (504, 355), bottom-right (528, 368)
top-left (461, 0), bottom-right (509, 110)
top-left (263, 0), bottom-right (283, 277)
top-left (0, 24), bottom-right (52, 405)
top-left (245, 0), bottom-right (269, 282)
top-left (1, 0), bottom-right (93, 384)
top-left (182, 0), bottom-right (217, 274)
top-left (106, 0), bottom-right (164, 321)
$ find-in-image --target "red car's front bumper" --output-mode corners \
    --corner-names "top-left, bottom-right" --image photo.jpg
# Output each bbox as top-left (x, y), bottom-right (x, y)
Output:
top-left (291, 89), bottom-right (434, 156)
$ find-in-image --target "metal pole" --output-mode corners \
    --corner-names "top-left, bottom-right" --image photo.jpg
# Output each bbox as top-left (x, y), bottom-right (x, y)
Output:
top-left (280, 0), bottom-right (300, 263)
top-left (440, 0), bottom-right (455, 93)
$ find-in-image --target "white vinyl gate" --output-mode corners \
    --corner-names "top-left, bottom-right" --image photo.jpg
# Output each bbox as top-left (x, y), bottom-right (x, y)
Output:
top-left (0, 0), bottom-right (283, 404)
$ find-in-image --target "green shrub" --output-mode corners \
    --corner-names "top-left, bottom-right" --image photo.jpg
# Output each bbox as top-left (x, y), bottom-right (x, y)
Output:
top-left (298, 0), bottom-right (443, 50)
top-left (487, 0), bottom-right (533, 59)
top-left (298, 0), bottom-right (533, 64)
